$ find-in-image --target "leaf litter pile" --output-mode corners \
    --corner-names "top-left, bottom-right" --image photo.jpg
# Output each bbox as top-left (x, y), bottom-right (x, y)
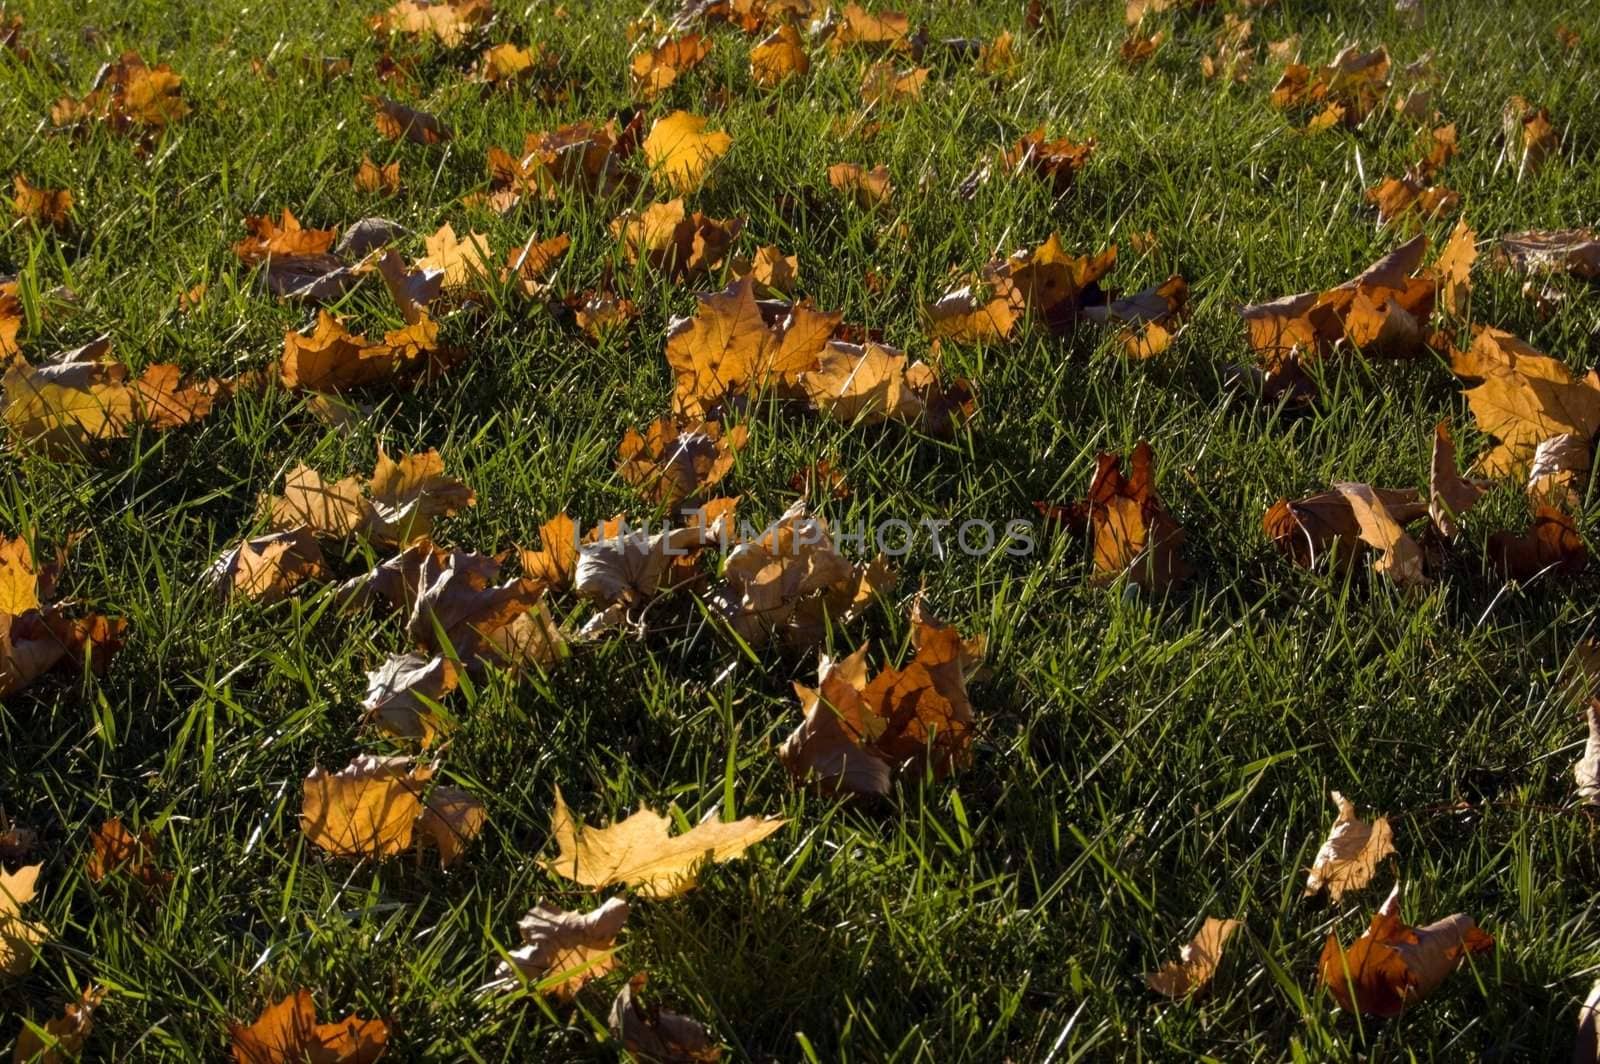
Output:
top-left (2, 0), bottom-right (1600, 1058)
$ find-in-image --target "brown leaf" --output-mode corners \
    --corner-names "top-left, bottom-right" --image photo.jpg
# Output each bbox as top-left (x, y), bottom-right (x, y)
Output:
top-left (1489, 505), bottom-right (1587, 581)
top-left (10, 175), bottom-right (73, 230)
top-left (1526, 433), bottom-right (1591, 509)
top-left (831, 3), bottom-right (912, 53)
top-left (1270, 46), bottom-right (1389, 126)
top-left (1319, 883), bottom-right (1492, 1017)
top-left (13, 985), bottom-right (102, 1064)
top-left (1365, 175), bottom-right (1459, 226)
top-left (229, 988), bottom-right (389, 1064)
top-left (542, 787), bottom-right (785, 898)
top-left (354, 155), bottom-right (401, 195)
top-left (1452, 326), bottom-right (1600, 478)
top-left (730, 245), bottom-right (799, 296)
top-left (860, 61), bottom-right (927, 105)
top-left (301, 755), bottom-right (426, 859)
top-left (369, 0), bottom-right (489, 47)
top-left (611, 199), bottom-right (742, 281)
top-left (998, 128), bottom-right (1095, 193)
top-left (1264, 487), bottom-right (1427, 571)
top-left (1576, 701), bottom-right (1600, 808)
top-left (826, 162), bottom-right (893, 209)
top-left (415, 784), bottom-right (486, 867)
top-left (1084, 274), bottom-right (1188, 357)
top-left (1304, 791), bottom-right (1397, 902)
top-left (643, 110), bottom-right (731, 194)
top-left (50, 53), bottom-right (188, 137)
top-left (86, 818), bottom-right (171, 891)
top-left (501, 232), bottom-right (570, 296)
top-left (1495, 229), bottom-right (1600, 281)
top-left (361, 652), bottom-right (458, 743)
top-left (1334, 482), bottom-right (1426, 587)
top-left (750, 25), bottom-right (809, 86)
top-left (631, 34), bottom-right (712, 99)
top-left (0, 864), bottom-right (45, 976)
top-left (1145, 917), bottom-right (1240, 997)
top-left (1502, 96), bottom-right (1559, 178)
top-left (1429, 420), bottom-right (1489, 537)
top-left (608, 973), bottom-right (722, 1063)
top-left (208, 528), bottom-right (329, 604)
top-left (478, 42), bottom-right (539, 85)
top-left (1080, 442), bottom-right (1188, 592)
top-left (368, 95), bottom-right (451, 145)
top-left (263, 447), bottom-right (473, 547)
top-left (491, 897), bottom-right (628, 999)
top-left (617, 417), bottom-right (747, 506)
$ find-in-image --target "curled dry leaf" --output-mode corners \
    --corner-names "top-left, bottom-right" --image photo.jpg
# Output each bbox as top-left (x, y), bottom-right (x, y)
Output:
top-left (999, 128), bottom-right (1095, 194)
top-left (1429, 420), bottom-right (1489, 537)
top-left (1, 535), bottom-right (126, 697)
top-left (300, 754), bottom-right (484, 867)
top-left (643, 110), bottom-right (731, 194)
top-left (572, 289), bottom-right (639, 340)
top-left (612, 199), bottom-right (742, 281)
top-left (572, 519), bottom-right (729, 628)
top-left (631, 34), bottom-right (712, 99)
top-left (208, 528), bottom-right (328, 605)
top-left (798, 341), bottom-right (973, 436)
top-left (1270, 46), bottom-right (1389, 127)
top-left (1304, 791), bottom-right (1397, 903)
top-left (609, 973), bottom-right (722, 1063)
top-left (1450, 326), bottom-right (1600, 478)
top-left (827, 162), bottom-right (892, 209)
top-left (369, 0), bottom-right (489, 47)
top-left (417, 223), bottom-right (492, 291)
top-left (1527, 433), bottom-right (1591, 510)
top-left (355, 155), bottom-right (401, 195)
top-left (616, 416), bottom-right (747, 506)
top-left (368, 95), bottom-right (451, 145)
top-left (1334, 482), bottom-right (1426, 587)
top-left (264, 446), bottom-right (475, 548)
top-left (1502, 95), bottom-right (1558, 178)
top-left (1264, 486), bottom-right (1426, 577)
top-left (50, 53), bottom-right (188, 137)
top-left (1319, 883), bottom-right (1492, 1017)
top-left (1083, 275), bottom-right (1189, 358)
top-left (1576, 701), bottom-right (1600, 808)
top-left (0, 864), bottom-right (45, 976)
top-left (750, 24), bottom-right (808, 86)
top-left (730, 245), bottom-right (799, 296)
top-left (927, 233), bottom-right (1117, 342)
top-left (1489, 505), bottom-right (1587, 581)
top-left (778, 601), bottom-right (984, 793)
top-left (1, 279), bottom-right (20, 361)
top-left (542, 787), bottom-right (785, 898)
top-left (1495, 229), bottom-right (1600, 280)
top-left (278, 309), bottom-right (449, 394)
top-left (13, 985), bottom-right (103, 1064)
top-left (519, 513), bottom-right (580, 591)
top-left (502, 232), bottom-right (570, 297)
top-left (860, 61), bottom-right (926, 105)
top-left (11, 175), bottom-right (73, 230)
top-left (1068, 442), bottom-right (1189, 593)
top-left (709, 500), bottom-right (894, 648)
top-left (491, 896), bottom-right (628, 998)
top-left (1365, 175), bottom-right (1459, 226)
top-left (229, 989), bottom-right (389, 1064)
top-left (830, 3), bottom-right (912, 54)
top-left (1119, 29), bottom-right (1163, 66)
top-left (86, 818), bottom-right (171, 891)
top-left (1145, 917), bottom-right (1240, 998)
top-left (362, 652), bottom-right (458, 743)
top-left (484, 114), bottom-right (642, 209)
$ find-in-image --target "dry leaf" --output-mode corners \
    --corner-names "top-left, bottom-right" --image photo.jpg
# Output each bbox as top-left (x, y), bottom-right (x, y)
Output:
top-left (208, 529), bottom-right (329, 604)
top-left (491, 897), bottom-right (628, 998)
top-left (860, 61), bottom-right (926, 105)
top-left (229, 989), bottom-right (389, 1064)
top-left (417, 223), bottom-right (492, 290)
top-left (1270, 46), bottom-right (1390, 127)
top-left (1502, 95), bottom-right (1558, 178)
top-left (1145, 917), bottom-right (1240, 997)
top-left (1264, 487), bottom-right (1426, 573)
top-left (1429, 420), bottom-right (1489, 537)
top-left (86, 818), bottom-right (171, 891)
top-left (361, 652), bottom-right (458, 743)
top-left (730, 245), bottom-right (799, 295)
top-left (369, 0), bottom-right (489, 47)
top-left (1083, 275), bottom-right (1188, 357)
top-left (1119, 29), bottom-right (1163, 66)
top-left (643, 111), bottom-right (732, 193)
top-left (1319, 883), bottom-right (1492, 1017)
top-left (750, 25), bottom-right (809, 86)
top-left (1451, 326), bottom-right (1600, 478)
top-left (998, 128), bottom-right (1095, 193)
top-left (368, 95), bottom-right (451, 145)
top-left (541, 787), bottom-right (785, 898)
top-left (1494, 229), bottom-right (1600, 281)
top-left (1365, 175), bottom-right (1459, 225)
top-left (1078, 442), bottom-right (1188, 592)
top-left (1304, 791), bottom-right (1397, 902)
top-left (1576, 701), bottom-right (1600, 808)
top-left (0, 864), bottom-right (45, 976)
top-left (264, 447), bottom-right (474, 547)
top-left (1526, 433), bottom-right (1590, 509)
top-left (826, 162), bottom-right (892, 209)
top-left (10, 176), bottom-right (72, 230)
top-left (13, 985), bottom-right (103, 1064)
top-left (617, 417), bottom-right (747, 506)
top-left (301, 755), bottom-right (426, 859)
top-left (609, 973), bottom-right (722, 1063)
top-left (478, 42), bottom-right (540, 84)
top-left (1489, 505), bottom-right (1587, 581)
top-left (928, 233), bottom-right (1116, 341)
top-left (502, 232), bottom-right (570, 296)
top-left (831, 3), bottom-right (912, 53)
top-left (355, 155), bottom-right (401, 195)
top-left (611, 199), bottom-right (742, 281)
top-left (50, 53), bottom-right (188, 137)
top-left (631, 34), bottom-right (712, 99)
top-left (1334, 482), bottom-right (1426, 587)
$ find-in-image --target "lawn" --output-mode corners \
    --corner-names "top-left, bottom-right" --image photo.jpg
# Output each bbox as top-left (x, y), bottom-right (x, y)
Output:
top-left (3, 0), bottom-right (1600, 1059)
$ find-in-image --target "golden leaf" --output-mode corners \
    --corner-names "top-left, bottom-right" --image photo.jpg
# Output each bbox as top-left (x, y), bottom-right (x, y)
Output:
top-left (643, 110), bottom-right (731, 193)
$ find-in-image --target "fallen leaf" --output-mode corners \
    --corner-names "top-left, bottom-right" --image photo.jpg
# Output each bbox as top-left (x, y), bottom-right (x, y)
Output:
top-left (631, 34), bottom-right (712, 99)
top-left (1145, 917), bottom-right (1241, 997)
top-left (1502, 95), bottom-right (1559, 178)
top-left (1365, 175), bottom-right (1459, 225)
top-left (362, 652), bottom-right (458, 743)
top-left (611, 199), bottom-right (742, 280)
top-left (10, 176), bottom-right (72, 230)
top-left (1577, 702), bottom-right (1600, 808)
top-left (998, 128), bottom-right (1095, 193)
top-left (50, 53), bottom-right (188, 138)
top-left (542, 787), bottom-right (785, 898)
top-left (369, 0), bottom-right (489, 46)
top-left (1452, 326), bottom-right (1600, 478)
top-left (1264, 486), bottom-right (1426, 574)
top-left (1489, 505), bottom-right (1587, 581)
top-left (826, 162), bottom-right (893, 209)
top-left (830, 3), bottom-right (912, 54)
top-left (519, 513), bottom-right (580, 590)
top-left (264, 446), bottom-right (473, 547)
top-left (1319, 883), bottom-right (1492, 1017)
top-left (491, 897), bottom-right (628, 998)
top-left (417, 223), bottom-right (492, 290)
top-left (415, 784), bottom-right (487, 868)
top-left (86, 818), bottom-right (171, 891)
top-left (609, 973), bottom-right (722, 1063)
top-left (643, 110), bottom-right (732, 193)
top-left (355, 155), bottom-right (401, 195)
top-left (927, 233), bottom-right (1116, 341)
top-left (1334, 482), bottom-right (1426, 587)
top-left (208, 529), bottom-right (329, 604)
top-left (478, 41), bottom-right (539, 84)
top-left (860, 60), bottom-right (927, 105)
top-left (368, 95), bottom-right (451, 145)
top-left (617, 416), bottom-right (747, 506)
top-left (13, 985), bottom-right (102, 1064)
top-left (1080, 442), bottom-right (1189, 592)
top-left (1526, 433), bottom-right (1591, 509)
top-left (229, 989), bottom-right (389, 1064)
top-left (0, 864), bottom-right (45, 976)
top-left (1305, 791), bottom-right (1397, 902)
top-left (730, 245), bottom-right (799, 295)
top-left (1270, 46), bottom-right (1390, 127)
top-left (1494, 229), bottom-right (1600, 281)
top-left (1083, 275), bottom-right (1188, 357)
top-left (1429, 420), bottom-right (1489, 537)
top-left (750, 25), bottom-right (809, 86)
top-left (1119, 29), bottom-right (1163, 65)
top-left (502, 232), bottom-right (570, 296)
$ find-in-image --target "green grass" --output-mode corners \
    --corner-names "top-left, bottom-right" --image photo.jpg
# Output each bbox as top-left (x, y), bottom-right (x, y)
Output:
top-left (3, 0), bottom-right (1600, 1059)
